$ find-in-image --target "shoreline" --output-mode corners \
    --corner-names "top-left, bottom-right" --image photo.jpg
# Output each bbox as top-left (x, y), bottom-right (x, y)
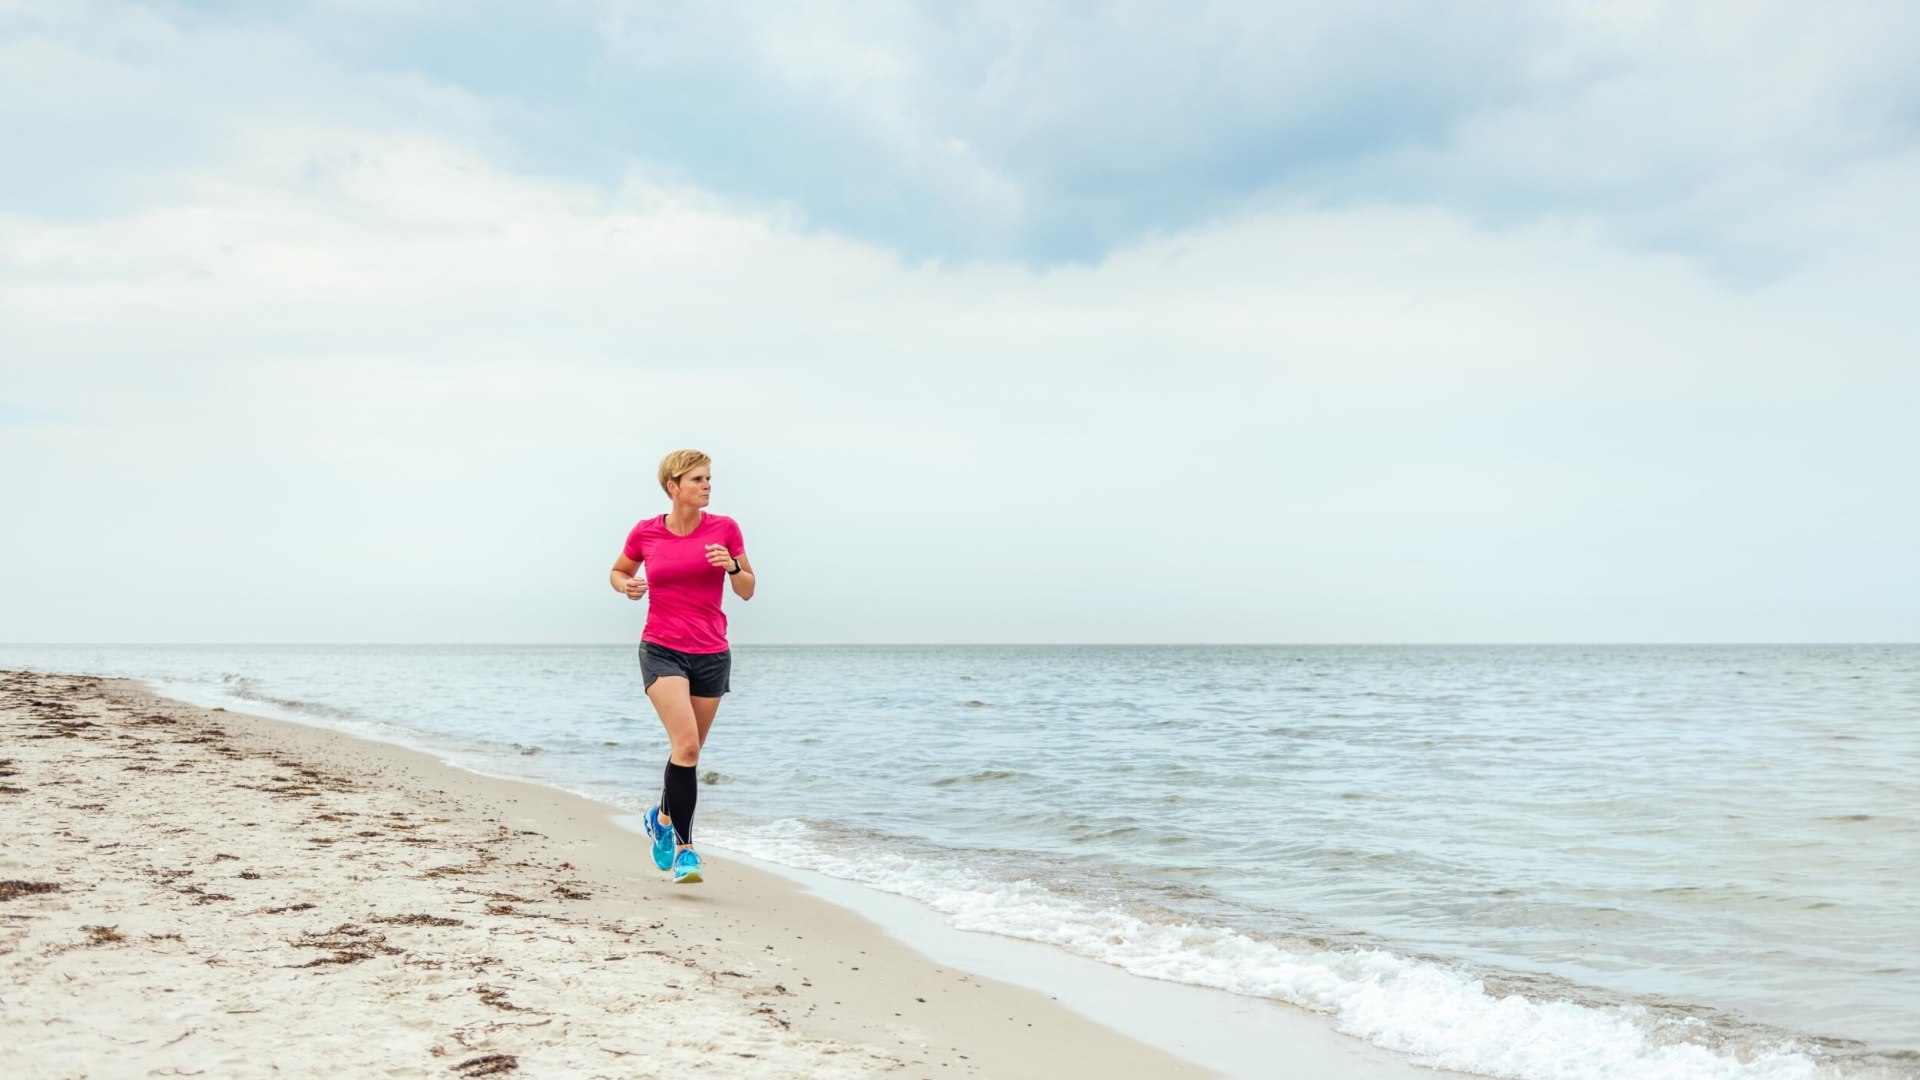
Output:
top-left (1, 670), bottom-right (1437, 1079)
top-left (727, 849), bottom-right (1466, 1080)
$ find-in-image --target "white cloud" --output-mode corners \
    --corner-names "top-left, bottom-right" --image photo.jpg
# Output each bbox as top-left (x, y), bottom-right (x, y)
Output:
top-left (2, 2), bottom-right (1916, 643)
top-left (3, 107), bottom-right (1916, 643)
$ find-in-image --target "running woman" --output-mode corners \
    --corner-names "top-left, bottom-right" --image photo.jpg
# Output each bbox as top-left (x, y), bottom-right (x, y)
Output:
top-left (609, 450), bottom-right (754, 884)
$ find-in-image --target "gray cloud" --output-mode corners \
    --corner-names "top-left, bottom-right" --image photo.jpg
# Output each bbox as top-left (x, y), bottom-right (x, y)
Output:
top-left (12, 1), bottom-right (1920, 270)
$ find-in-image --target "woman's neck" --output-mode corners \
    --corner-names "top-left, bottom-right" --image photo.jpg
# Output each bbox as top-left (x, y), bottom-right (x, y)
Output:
top-left (664, 506), bottom-right (703, 535)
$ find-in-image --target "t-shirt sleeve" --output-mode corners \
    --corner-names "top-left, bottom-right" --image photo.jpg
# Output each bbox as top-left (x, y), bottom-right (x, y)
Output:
top-left (727, 519), bottom-right (745, 558)
top-left (622, 522), bottom-right (647, 563)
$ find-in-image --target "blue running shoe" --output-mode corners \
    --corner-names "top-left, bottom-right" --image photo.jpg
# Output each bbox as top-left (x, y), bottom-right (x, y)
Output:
top-left (644, 806), bottom-right (674, 872)
top-left (672, 848), bottom-right (703, 885)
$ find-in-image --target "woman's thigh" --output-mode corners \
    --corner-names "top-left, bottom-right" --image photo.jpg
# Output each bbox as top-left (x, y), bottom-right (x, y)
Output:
top-left (692, 695), bottom-right (722, 745)
top-left (646, 676), bottom-right (698, 742)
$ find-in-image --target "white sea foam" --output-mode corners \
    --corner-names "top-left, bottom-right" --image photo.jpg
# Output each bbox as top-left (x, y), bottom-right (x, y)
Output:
top-left (709, 820), bottom-right (1846, 1080)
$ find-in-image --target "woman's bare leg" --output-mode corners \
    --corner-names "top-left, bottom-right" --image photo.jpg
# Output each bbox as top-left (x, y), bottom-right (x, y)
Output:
top-left (647, 676), bottom-right (700, 765)
top-left (648, 676), bottom-right (698, 852)
top-left (692, 695), bottom-right (721, 751)
top-left (648, 680), bottom-right (724, 853)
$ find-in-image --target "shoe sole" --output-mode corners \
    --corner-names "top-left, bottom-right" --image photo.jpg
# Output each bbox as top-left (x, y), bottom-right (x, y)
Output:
top-left (672, 869), bottom-right (703, 884)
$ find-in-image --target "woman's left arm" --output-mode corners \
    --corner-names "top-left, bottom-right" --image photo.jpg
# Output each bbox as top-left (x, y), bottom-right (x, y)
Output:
top-left (706, 543), bottom-right (755, 600)
top-left (728, 553), bottom-right (755, 601)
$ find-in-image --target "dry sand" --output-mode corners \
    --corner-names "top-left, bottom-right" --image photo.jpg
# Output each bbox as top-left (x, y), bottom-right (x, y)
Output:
top-left (0, 670), bottom-right (1441, 1079)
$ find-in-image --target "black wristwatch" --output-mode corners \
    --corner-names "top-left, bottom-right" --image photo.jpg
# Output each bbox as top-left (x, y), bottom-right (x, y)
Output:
top-left (727, 558), bottom-right (743, 575)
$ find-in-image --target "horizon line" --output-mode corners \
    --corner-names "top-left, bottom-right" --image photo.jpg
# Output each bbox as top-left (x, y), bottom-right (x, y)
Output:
top-left (5, 641), bottom-right (1916, 649)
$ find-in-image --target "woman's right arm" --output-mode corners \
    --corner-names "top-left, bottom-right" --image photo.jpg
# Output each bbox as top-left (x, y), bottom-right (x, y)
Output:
top-left (611, 555), bottom-right (648, 600)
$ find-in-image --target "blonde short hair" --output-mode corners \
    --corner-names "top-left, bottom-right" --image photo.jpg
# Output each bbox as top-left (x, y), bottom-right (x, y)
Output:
top-left (658, 449), bottom-right (712, 495)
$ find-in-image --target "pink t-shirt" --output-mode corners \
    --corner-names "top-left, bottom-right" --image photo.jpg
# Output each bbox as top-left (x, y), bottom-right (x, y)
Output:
top-left (623, 512), bottom-right (746, 654)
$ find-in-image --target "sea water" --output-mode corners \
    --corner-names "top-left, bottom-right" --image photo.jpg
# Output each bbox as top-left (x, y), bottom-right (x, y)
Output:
top-left (5, 644), bottom-right (1915, 1079)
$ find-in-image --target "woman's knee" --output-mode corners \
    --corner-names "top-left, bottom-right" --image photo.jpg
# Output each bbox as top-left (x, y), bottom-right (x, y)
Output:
top-left (668, 729), bottom-right (702, 765)
top-left (649, 679), bottom-right (702, 764)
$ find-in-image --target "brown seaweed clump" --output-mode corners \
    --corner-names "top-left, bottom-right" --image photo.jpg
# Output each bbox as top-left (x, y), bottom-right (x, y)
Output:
top-left (0, 881), bottom-right (61, 902)
top-left (453, 1054), bottom-right (518, 1076)
top-left (371, 914), bottom-right (465, 927)
top-left (473, 985), bottom-right (521, 1011)
top-left (288, 922), bottom-right (402, 969)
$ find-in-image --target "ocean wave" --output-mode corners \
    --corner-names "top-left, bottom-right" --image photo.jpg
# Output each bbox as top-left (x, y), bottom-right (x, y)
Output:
top-left (710, 820), bottom-right (1883, 1080)
top-left (215, 674), bottom-right (355, 721)
top-left (930, 769), bottom-right (1025, 787)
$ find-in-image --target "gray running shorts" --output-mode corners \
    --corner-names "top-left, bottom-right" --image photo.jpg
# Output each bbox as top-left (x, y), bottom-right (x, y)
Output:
top-left (639, 641), bottom-right (732, 697)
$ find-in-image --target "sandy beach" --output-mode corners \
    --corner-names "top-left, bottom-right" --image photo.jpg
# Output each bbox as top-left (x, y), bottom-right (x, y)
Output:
top-left (1, 669), bottom-right (1440, 1079)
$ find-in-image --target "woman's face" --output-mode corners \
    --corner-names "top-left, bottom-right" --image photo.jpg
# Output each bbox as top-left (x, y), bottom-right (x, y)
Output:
top-left (671, 465), bottom-right (712, 508)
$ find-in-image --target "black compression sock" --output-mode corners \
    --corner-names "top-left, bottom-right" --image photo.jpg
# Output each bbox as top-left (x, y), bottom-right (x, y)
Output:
top-left (662, 761), bottom-right (698, 846)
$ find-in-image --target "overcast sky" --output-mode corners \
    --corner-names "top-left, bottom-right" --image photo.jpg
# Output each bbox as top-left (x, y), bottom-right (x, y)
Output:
top-left (3, 0), bottom-right (1917, 644)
